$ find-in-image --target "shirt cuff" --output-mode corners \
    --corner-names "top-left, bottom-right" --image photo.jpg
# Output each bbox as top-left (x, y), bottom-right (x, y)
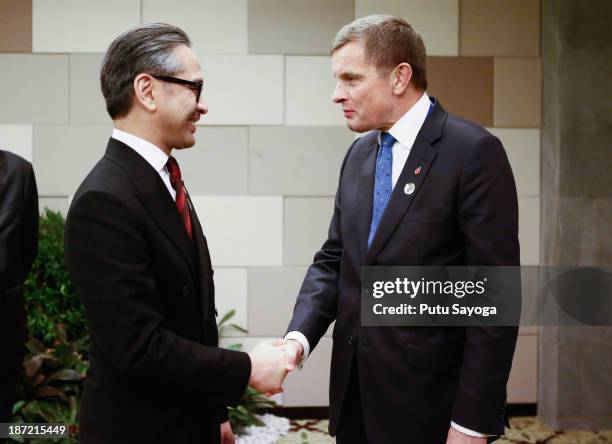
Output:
top-left (450, 421), bottom-right (490, 438)
top-left (284, 331), bottom-right (310, 362)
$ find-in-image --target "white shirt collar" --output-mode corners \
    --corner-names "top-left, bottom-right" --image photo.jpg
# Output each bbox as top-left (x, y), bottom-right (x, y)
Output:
top-left (111, 128), bottom-right (169, 174)
top-left (379, 92), bottom-right (431, 149)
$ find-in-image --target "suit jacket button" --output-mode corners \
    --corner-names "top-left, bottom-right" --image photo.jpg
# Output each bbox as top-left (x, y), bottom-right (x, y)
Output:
top-left (182, 286), bottom-right (189, 296)
top-left (347, 335), bottom-right (355, 345)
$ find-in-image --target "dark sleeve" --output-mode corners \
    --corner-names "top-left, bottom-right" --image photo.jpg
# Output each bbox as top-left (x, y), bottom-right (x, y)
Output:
top-left (64, 190), bottom-right (251, 407)
top-left (214, 406), bottom-right (229, 424)
top-left (450, 135), bottom-right (520, 434)
top-left (20, 161), bottom-right (38, 276)
top-left (286, 139), bottom-right (359, 352)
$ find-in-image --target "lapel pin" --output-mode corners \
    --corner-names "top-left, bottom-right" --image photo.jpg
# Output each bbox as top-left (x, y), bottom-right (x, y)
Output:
top-left (404, 183), bottom-right (416, 195)
top-left (415, 166), bottom-right (422, 175)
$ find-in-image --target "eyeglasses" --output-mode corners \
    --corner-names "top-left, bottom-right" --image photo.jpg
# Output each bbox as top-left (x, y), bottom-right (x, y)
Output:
top-left (152, 75), bottom-right (203, 103)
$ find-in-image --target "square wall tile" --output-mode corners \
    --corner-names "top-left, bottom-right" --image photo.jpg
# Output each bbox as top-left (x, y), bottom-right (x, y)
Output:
top-left (488, 128), bottom-right (540, 197)
top-left (32, 0), bottom-right (140, 52)
top-left (460, 0), bottom-right (540, 56)
top-left (199, 55), bottom-right (283, 125)
top-left (33, 125), bottom-right (111, 195)
top-left (0, 0), bottom-right (32, 52)
top-left (494, 58), bottom-right (542, 127)
top-left (286, 56), bottom-right (345, 126)
top-left (248, 267), bottom-right (308, 337)
top-left (507, 334), bottom-right (537, 403)
top-left (427, 56), bottom-right (494, 127)
top-left (283, 337), bottom-right (332, 406)
top-left (0, 125), bottom-right (33, 162)
top-left (213, 268), bottom-right (248, 337)
top-left (174, 127), bottom-right (248, 195)
top-left (39, 197), bottom-right (70, 216)
top-left (0, 55), bottom-right (69, 124)
top-left (70, 53), bottom-right (111, 125)
top-left (249, 126), bottom-right (352, 196)
top-left (519, 197), bottom-right (540, 265)
top-left (248, 0), bottom-right (354, 55)
top-left (143, 0), bottom-right (247, 54)
top-left (284, 198), bottom-right (335, 266)
top-left (190, 196), bottom-right (283, 266)
top-left (356, 0), bottom-right (459, 56)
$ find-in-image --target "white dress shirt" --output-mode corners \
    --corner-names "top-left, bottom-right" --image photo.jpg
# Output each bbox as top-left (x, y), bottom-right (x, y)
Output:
top-left (111, 128), bottom-right (176, 201)
top-left (285, 92), bottom-right (489, 438)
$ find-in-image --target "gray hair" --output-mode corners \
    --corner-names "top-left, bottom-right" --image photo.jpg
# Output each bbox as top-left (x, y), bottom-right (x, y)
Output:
top-left (100, 23), bottom-right (191, 119)
top-left (331, 15), bottom-right (427, 90)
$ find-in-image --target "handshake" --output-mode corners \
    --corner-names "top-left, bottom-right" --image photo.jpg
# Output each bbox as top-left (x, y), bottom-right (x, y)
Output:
top-left (247, 339), bottom-right (304, 396)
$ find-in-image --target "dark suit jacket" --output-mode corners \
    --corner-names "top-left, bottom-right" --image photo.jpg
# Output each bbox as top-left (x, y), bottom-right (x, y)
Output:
top-left (64, 139), bottom-right (251, 444)
top-left (0, 150), bottom-right (38, 296)
top-left (0, 149), bottom-right (38, 421)
top-left (287, 100), bottom-right (520, 443)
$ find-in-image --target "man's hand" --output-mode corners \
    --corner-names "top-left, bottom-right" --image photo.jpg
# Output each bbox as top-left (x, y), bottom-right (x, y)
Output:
top-left (445, 426), bottom-right (487, 444)
top-left (220, 420), bottom-right (235, 444)
top-left (281, 339), bottom-right (304, 371)
top-left (248, 340), bottom-right (287, 395)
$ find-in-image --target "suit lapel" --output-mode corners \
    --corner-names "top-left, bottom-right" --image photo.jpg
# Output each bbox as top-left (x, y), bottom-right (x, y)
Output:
top-left (104, 139), bottom-right (198, 279)
top-left (365, 102), bottom-right (447, 265)
top-left (185, 189), bottom-right (214, 326)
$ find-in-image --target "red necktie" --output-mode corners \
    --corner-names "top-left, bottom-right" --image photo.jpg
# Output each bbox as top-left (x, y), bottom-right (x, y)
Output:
top-left (166, 156), bottom-right (193, 239)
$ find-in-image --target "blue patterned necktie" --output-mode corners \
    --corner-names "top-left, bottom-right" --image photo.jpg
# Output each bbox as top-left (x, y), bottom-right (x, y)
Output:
top-left (368, 132), bottom-right (396, 247)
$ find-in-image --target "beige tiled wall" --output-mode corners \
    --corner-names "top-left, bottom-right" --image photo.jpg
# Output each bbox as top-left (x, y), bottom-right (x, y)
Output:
top-left (355, 0), bottom-right (460, 56)
top-left (249, 126), bottom-right (352, 195)
top-left (177, 127), bottom-right (249, 195)
top-left (249, 0), bottom-right (354, 55)
top-left (0, 55), bottom-right (70, 124)
top-left (285, 56), bottom-right (345, 126)
top-left (0, 0), bottom-right (540, 407)
top-left (428, 56), bottom-right (494, 126)
top-left (200, 55), bottom-right (284, 125)
top-left (143, 0), bottom-right (248, 54)
top-left (32, 0), bottom-right (141, 53)
top-left (0, 125), bottom-right (33, 162)
top-left (0, 0), bottom-right (32, 53)
top-left (460, 0), bottom-right (540, 56)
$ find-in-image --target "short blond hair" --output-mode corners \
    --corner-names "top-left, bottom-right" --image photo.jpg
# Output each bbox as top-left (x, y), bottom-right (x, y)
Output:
top-left (332, 15), bottom-right (427, 90)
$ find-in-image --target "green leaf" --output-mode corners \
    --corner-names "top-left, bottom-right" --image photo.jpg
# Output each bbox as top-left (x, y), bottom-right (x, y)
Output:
top-left (24, 356), bottom-right (43, 379)
top-left (217, 309), bottom-right (236, 328)
top-left (34, 386), bottom-right (67, 401)
top-left (11, 400), bottom-right (26, 415)
top-left (228, 323), bottom-right (248, 334)
top-left (46, 369), bottom-right (82, 384)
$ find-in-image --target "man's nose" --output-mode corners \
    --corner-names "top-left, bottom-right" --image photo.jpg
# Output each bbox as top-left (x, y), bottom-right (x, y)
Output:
top-left (197, 100), bottom-right (208, 115)
top-left (332, 82), bottom-right (345, 103)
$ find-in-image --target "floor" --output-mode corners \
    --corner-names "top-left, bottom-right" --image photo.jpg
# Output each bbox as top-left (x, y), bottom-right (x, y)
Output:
top-left (277, 417), bottom-right (612, 443)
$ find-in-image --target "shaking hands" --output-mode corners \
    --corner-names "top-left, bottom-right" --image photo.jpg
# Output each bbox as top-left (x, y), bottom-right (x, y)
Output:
top-left (247, 339), bottom-right (304, 396)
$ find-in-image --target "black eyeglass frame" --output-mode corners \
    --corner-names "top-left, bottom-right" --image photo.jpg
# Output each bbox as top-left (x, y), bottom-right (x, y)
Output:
top-left (152, 75), bottom-right (203, 103)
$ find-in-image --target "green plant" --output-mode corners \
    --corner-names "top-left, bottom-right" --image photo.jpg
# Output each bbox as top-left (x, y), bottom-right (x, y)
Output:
top-left (23, 209), bottom-right (87, 350)
top-left (11, 325), bottom-right (86, 444)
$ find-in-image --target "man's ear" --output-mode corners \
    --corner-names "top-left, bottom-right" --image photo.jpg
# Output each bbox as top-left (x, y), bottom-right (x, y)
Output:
top-left (392, 63), bottom-right (413, 95)
top-left (133, 73), bottom-right (157, 112)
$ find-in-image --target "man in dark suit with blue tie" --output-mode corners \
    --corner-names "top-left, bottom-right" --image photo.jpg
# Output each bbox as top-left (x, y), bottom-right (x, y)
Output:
top-left (282, 15), bottom-right (520, 444)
